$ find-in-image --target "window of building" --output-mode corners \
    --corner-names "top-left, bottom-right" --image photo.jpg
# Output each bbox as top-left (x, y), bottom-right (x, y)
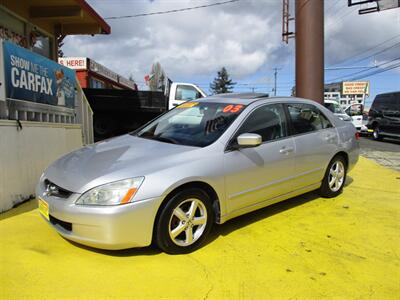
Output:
top-left (0, 8), bottom-right (27, 47)
top-left (31, 32), bottom-right (51, 58)
top-left (90, 78), bottom-right (105, 89)
top-left (0, 7), bottom-right (54, 59)
top-left (286, 103), bottom-right (332, 135)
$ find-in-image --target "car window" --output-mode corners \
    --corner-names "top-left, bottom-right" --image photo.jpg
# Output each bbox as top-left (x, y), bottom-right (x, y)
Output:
top-left (394, 93), bottom-right (400, 106)
top-left (372, 95), bottom-right (390, 111)
top-left (175, 85), bottom-right (202, 101)
top-left (287, 103), bottom-right (332, 135)
top-left (233, 104), bottom-right (288, 143)
top-left (324, 102), bottom-right (344, 114)
top-left (135, 102), bottom-right (245, 147)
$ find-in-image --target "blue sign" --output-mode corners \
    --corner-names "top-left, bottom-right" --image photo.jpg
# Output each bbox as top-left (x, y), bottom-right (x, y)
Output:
top-left (3, 41), bottom-right (76, 108)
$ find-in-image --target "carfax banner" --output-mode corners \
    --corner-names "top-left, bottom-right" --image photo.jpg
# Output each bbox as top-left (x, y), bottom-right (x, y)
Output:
top-left (2, 40), bottom-right (76, 108)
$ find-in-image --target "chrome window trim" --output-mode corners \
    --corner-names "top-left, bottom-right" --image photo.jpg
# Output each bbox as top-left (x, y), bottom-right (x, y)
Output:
top-left (284, 102), bottom-right (336, 138)
top-left (224, 102), bottom-right (291, 152)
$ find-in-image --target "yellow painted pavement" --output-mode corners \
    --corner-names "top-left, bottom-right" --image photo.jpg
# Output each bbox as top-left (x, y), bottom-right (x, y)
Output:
top-left (0, 157), bottom-right (399, 299)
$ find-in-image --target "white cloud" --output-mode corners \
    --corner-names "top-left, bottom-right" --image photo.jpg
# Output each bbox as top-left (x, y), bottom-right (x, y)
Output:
top-left (325, 1), bottom-right (400, 65)
top-left (62, 0), bottom-right (400, 84)
top-left (63, 0), bottom-right (283, 81)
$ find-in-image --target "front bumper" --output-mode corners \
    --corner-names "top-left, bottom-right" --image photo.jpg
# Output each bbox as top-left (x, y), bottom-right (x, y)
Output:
top-left (357, 125), bottom-right (368, 133)
top-left (36, 184), bottom-right (163, 250)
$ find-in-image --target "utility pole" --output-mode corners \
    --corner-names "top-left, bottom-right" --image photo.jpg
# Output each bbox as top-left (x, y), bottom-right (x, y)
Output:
top-left (273, 68), bottom-right (278, 96)
top-left (295, 0), bottom-right (324, 104)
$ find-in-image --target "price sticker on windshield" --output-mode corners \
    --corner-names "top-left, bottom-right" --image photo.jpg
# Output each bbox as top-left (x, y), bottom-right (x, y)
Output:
top-left (223, 104), bottom-right (244, 113)
top-left (177, 102), bottom-right (199, 108)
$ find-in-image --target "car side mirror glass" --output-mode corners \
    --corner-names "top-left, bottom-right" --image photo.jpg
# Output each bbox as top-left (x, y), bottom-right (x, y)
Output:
top-left (236, 133), bottom-right (262, 148)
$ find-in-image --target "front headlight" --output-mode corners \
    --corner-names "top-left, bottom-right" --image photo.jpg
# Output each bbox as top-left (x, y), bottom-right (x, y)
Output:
top-left (76, 177), bottom-right (144, 206)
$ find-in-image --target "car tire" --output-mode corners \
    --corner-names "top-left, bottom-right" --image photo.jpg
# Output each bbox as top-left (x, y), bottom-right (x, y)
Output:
top-left (319, 155), bottom-right (347, 198)
top-left (155, 188), bottom-right (214, 254)
top-left (372, 125), bottom-right (383, 141)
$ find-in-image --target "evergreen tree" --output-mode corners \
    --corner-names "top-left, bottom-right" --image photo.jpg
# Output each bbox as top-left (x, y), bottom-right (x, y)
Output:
top-left (209, 67), bottom-right (236, 94)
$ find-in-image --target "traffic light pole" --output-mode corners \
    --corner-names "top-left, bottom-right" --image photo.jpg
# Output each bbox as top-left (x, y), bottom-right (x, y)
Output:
top-left (295, 0), bottom-right (324, 104)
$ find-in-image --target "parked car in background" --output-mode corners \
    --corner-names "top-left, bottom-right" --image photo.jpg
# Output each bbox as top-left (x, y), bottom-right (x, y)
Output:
top-left (324, 100), bottom-right (352, 122)
top-left (344, 103), bottom-right (368, 134)
top-left (37, 94), bottom-right (359, 254)
top-left (85, 82), bottom-right (206, 141)
top-left (367, 92), bottom-right (400, 141)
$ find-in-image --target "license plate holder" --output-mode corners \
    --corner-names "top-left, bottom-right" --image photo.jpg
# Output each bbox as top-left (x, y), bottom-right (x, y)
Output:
top-left (38, 198), bottom-right (49, 221)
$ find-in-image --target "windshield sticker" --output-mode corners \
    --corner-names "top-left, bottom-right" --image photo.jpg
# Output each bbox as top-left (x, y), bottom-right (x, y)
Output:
top-left (177, 102), bottom-right (199, 108)
top-left (223, 104), bottom-right (244, 113)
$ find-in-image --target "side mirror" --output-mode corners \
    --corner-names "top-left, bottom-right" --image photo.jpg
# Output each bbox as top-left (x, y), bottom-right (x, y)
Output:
top-left (236, 133), bottom-right (262, 148)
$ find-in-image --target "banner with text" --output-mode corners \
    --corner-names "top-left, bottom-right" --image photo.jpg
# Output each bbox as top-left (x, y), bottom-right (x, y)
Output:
top-left (342, 81), bottom-right (369, 96)
top-left (3, 41), bottom-right (76, 108)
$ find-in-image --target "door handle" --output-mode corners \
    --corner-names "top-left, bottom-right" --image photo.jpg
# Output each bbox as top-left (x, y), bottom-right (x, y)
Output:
top-left (279, 146), bottom-right (294, 154)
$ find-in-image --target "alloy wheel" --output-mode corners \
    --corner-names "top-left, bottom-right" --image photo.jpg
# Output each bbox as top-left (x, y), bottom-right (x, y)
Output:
top-left (328, 161), bottom-right (345, 192)
top-left (168, 198), bottom-right (207, 247)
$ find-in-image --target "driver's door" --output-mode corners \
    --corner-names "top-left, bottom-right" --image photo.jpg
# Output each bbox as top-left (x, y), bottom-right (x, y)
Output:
top-left (223, 104), bottom-right (295, 214)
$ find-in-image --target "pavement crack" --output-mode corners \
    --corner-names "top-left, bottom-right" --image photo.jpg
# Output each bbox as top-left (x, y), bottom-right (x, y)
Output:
top-left (187, 255), bottom-right (214, 300)
top-left (203, 285), bottom-right (214, 300)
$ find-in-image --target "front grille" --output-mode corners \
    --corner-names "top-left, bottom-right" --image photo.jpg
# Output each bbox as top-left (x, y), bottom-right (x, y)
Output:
top-left (44, 179), bottom-right (73, 198)
top-left (49, 215), bottom-right (72, 232)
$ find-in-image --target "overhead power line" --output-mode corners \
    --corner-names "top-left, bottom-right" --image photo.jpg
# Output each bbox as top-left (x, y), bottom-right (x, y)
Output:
top-left (325, 6), bottom-right (358, 30)
top-left (328, 33), bottom-right (400, 66)
top-left (327, 57), bottom-right (400, 83)
top-left (104, 0), bottom-right (240, 20)
top-left (351, 41), bottom-right (400, 64)
top-left (349, 62), bottom-right (400, 81)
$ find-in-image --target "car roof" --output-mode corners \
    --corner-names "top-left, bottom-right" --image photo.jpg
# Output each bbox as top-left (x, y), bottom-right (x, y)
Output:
top-left (375, 91), bottom-right (400, 97)
top-left (198, 93), bottom-right (324, 106)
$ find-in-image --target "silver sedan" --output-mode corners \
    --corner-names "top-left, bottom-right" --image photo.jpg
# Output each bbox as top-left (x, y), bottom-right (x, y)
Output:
top-left (37, 94), bottom-right (359, 254)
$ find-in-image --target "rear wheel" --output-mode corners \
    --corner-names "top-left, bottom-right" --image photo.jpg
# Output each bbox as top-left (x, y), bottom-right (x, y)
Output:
top-left (155, 188), bottom-right (214, 254)
top-left (319, 155), bottom-right (347, 198)
top-left (373, 125), bottom-right (383, 141)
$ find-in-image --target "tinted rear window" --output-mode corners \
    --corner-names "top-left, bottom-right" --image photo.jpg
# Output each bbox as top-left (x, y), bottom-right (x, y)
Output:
top-left (372, 93), bottom-right (400, 111)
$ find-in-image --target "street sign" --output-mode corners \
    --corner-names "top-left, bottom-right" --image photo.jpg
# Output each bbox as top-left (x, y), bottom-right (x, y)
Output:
top-left (348, 0), bottom-right (400, 15)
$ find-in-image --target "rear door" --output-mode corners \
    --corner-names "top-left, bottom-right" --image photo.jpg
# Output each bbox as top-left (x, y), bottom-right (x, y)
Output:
top-left (224, 103), bottom-right (295, 213)
top-left (285, 103), bottom-right (338, 190)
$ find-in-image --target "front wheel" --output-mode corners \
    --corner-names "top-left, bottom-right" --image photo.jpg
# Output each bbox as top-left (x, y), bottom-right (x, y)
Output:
top-left (155, 188), bottom-right (214, 254)
top-left (319, 156), bottom-right (347, 198)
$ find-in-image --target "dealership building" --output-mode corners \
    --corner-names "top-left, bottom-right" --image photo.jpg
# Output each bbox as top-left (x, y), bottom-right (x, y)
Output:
top-left (0, 1), bottom-right (110, 212)
top-left (58, 57), bottom-right (137, 90)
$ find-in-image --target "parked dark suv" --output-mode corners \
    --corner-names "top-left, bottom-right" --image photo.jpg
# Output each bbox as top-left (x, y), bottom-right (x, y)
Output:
top-left (367, 92), bottom-right (400, 141)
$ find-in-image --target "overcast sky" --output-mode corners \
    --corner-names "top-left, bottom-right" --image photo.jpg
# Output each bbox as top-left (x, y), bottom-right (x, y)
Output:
top-left (63, 0), bottom-right (400, 102)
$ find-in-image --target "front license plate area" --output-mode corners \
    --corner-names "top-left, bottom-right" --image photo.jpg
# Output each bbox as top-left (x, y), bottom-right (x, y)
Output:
top-left (38, 198), bottom-right (49, 221)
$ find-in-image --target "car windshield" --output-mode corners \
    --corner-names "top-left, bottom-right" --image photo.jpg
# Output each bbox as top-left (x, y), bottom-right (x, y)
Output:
top-left (324, 102), bottom-right (344, 114)
top-left (134, 101), bottom-right (246, 147)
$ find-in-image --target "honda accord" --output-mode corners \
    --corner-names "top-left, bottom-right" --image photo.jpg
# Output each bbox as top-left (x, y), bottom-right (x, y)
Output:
top-left (37, 94), bottom-right (359, 254)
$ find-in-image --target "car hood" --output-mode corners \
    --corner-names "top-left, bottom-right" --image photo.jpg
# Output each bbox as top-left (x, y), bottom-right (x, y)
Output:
top-left (44, 134), bottom-right (199, 193)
